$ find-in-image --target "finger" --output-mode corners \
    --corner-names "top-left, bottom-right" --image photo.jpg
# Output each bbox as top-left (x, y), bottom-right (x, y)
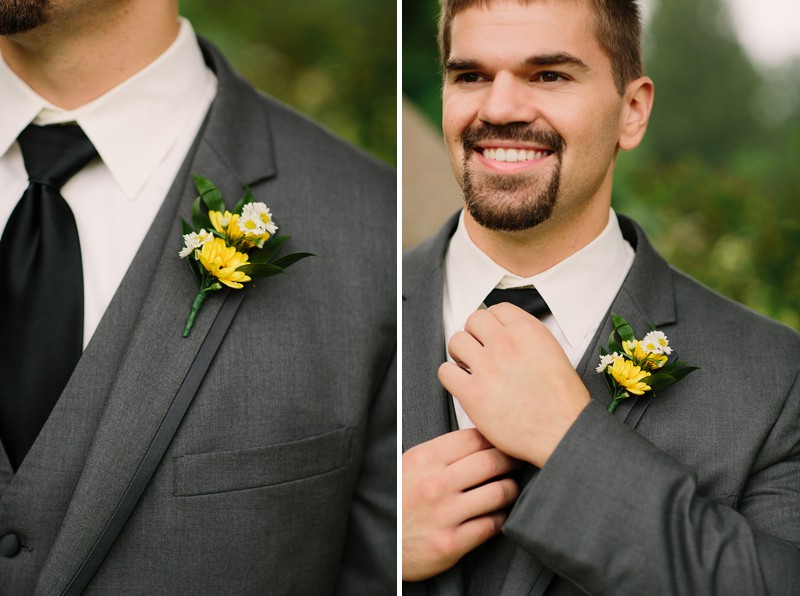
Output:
top-left (447, 447), bottom-right (520, 490)
top-left (486, 301), bottom-right (540, 325)
top-left (463, 308), bottom-right (503, 345)
top-left (438, 360), bottom-right (473, 400)
top-left (457, 477), bottom-right (519, 522)
top-left (447, 330), bottom-right (483, 369)
top-left (416, 428), bottom-right (494, 466)
top-left (453, 511), bottom-right (507, 554)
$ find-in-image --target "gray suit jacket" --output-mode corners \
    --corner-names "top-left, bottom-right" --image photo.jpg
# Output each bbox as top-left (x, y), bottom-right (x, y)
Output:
top-left (0, 40), bottom-right (395, 594)
top-left (403, 212), bottom-right (800, 595)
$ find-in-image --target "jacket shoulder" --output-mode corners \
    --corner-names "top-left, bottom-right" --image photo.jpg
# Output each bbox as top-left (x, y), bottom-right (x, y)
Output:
top-left (670, 266), bottom-right (800, 362)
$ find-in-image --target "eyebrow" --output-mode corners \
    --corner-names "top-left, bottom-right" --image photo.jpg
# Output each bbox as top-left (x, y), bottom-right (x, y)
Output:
top-left (445, 52), bottom-right (590, 73)
top-left (526, 52), bottom-right (590, 71)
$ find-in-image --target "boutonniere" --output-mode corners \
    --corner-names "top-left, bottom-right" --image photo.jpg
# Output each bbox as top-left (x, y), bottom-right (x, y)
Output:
top-left (596, 314), bottom-right (699, 413)
top-left (179, 175), bottom-right (313, 337)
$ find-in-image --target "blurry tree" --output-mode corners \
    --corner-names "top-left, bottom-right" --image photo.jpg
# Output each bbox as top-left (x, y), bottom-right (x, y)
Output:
top-left (639, 0), bottom-right (765, 165)
top-left (403, 0), bottom-right (443, 126)
top-left (615, 0), bottom-right (800, 329)
top-left (181, 0), bottom-right (396, 165)
top-left (403, 0), bottom-right (799, 329)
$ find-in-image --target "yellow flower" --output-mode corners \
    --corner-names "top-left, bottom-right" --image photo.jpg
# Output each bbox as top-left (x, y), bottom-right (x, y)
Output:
top-left (644, 354), bottom-right (669, 370)
top-left (623, 339), bottom-right (668, 370)
top-left (623, 339), bottom-right (648, 362)
top-left (198, 237), bottom-right (251, 289)
top-left (209, 210), bottom-right (243, 242)
top-left (609, 357), bottom-right (651, 395)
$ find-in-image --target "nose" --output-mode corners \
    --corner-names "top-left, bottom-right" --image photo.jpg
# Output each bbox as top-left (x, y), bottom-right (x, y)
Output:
top-left (477, 74), bottom-right (539, 125)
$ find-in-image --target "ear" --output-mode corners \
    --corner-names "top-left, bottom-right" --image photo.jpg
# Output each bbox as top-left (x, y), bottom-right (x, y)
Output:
top-left (618, 76), bottom-right (654, 151)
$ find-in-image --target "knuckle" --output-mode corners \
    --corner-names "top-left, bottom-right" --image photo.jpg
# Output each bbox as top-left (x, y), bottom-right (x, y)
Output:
top-left (430, 531), bottom-right (458, 559)
top-left (476, 516), bottom-right (503, 543)
top-left (462, 428), bottom-right (486, 452)
top-left (415, 476), bottom-right (444, 503)
top-left (404, 446), bottom-right (433, 471)
top-left (480, 451), bottom-right (502, 478)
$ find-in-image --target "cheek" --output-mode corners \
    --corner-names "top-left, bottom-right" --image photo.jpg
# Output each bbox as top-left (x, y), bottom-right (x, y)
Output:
top-left (442, 98), bottom-right (471, 168)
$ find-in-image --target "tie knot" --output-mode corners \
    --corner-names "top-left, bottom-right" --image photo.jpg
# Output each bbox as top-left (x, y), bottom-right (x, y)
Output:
top-left (484, 286), bottom-right (550, 318)
top-left (17, 124), bottom-right (98, 190)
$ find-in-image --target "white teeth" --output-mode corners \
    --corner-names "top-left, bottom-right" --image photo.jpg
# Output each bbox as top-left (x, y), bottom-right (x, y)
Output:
top-left (482, 148), bottom-right (549, 163)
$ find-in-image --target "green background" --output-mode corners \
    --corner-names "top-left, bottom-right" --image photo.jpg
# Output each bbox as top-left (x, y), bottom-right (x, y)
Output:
top-left (181, 0), bottom-right (396, 166)
top-left (404, 0), bottom-right (800, 329)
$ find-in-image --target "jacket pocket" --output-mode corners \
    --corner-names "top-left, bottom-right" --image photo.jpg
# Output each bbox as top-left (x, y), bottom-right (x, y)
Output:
top-left (173, 426), bottom-right (355, 497)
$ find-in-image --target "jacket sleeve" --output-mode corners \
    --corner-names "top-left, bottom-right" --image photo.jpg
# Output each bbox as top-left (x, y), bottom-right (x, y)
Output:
top-left (503, 374), bottom-right (800, 596)
top-left (335, 351), bottom-right (397, 595)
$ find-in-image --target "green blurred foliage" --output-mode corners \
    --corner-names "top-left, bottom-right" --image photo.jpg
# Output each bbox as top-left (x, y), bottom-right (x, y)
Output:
top-left (403, 0), bottom-right (800, 330)
top-left (181, 0), bottom-right (396, 166)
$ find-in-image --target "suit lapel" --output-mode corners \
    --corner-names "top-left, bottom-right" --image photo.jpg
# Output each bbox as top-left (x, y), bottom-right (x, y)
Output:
top-left (402, 213), bottom-right (459, 452)
top-left (35, 40), bottom-right (277, 594)
top-left (577, 215), bottom-right (677, 427)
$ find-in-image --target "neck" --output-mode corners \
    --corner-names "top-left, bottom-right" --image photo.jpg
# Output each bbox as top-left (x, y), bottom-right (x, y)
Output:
top-left (463, 193), bottom-right (612, 278)
top-left (0, 0), bottom-right (179, 110)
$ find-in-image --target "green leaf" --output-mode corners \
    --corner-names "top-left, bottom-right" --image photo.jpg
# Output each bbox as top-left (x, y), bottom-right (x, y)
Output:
top-left (183, 252), bottom-right (203, 284)
top-left (233, 185), bottom-right (255, 215)
top-left (669, 365), bottom-right (700, 383)
top-left (249, 236), bottom-right (291, 263)
top-left (237, 263), bottom-right (285, 277)
top-left (611, 313), bottom-right (635, 342)
top-left (641, 373), bottom-right (676, 391)
top-left (608, 339), bottom-right (623, 354)
top-left (191, 197), bottom-right (212, 231)
top-left (193, 174), bottom-right (225, 213)
top-left (270, 252), bottom-right (315, 270)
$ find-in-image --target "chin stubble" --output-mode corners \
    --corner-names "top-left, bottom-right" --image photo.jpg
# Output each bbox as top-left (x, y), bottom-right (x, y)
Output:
top-left (461, 122), bottom-right (565, 232)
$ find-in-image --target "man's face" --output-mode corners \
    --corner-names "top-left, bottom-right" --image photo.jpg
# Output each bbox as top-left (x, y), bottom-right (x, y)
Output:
top-left (0, 0), bottom-right (50, 36)
top-left (442, 0), bottom-right (628, 232)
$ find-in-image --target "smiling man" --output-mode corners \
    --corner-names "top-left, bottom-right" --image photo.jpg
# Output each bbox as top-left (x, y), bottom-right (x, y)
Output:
top-left (402, 1), bottom-right (800, 594)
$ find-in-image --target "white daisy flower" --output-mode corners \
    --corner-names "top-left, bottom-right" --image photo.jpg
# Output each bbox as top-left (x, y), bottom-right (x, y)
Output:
top-left (641, 331), bottom-right (673, 355)
top-left (239, 202), bottom-right (278, 236)
top-left (179, 229), bottom-right (212, 258)
top-left (596, 352), bottom-right (620, 373)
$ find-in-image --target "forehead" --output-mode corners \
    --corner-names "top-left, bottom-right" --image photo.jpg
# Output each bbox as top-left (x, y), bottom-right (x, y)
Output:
top-left (449, 0), bottom-right (603, 67)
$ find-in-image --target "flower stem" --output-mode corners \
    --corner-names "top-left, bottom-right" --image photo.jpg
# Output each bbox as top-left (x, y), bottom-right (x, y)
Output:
top-left (182, 291), bottom-right (208, 337)
top-left (607, 398), bottom-right (620, 413)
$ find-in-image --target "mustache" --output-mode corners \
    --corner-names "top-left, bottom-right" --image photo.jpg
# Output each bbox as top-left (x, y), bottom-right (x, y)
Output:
top-left (462, 123), bottom-right (565, 154)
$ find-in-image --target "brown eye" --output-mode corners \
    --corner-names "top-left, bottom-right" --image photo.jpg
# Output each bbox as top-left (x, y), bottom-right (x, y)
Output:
top-left (456, 72), bottom-right (483, 83)
top-left (539, 72), bottom-right (563, 83)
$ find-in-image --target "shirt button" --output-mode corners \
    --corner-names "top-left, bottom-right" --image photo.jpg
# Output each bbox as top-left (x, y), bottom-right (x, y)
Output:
top-left (0, 533), bottom-right (21, 557)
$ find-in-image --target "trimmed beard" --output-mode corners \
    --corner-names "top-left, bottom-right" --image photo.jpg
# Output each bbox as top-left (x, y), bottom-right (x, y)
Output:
top-left (461, 123), bottom-right (564, 232)
top-left (0, 0), bottom-right (49, 36)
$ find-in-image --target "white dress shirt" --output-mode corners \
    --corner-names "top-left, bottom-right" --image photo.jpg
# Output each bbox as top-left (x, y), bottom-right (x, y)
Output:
top-left (443, 209), bottom-right (635, 429)
top-left (0, 18), bottom-right (217, 348)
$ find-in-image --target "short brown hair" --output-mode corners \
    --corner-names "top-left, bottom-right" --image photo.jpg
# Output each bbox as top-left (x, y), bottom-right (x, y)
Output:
top-left (438, 0), bottom-right (643, 95)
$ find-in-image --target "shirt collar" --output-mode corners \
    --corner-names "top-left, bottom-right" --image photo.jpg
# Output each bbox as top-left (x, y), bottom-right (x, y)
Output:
top-left (445, 208), bottom-right (634, 348)
top-left (0, 17), bottom-right (212, 199)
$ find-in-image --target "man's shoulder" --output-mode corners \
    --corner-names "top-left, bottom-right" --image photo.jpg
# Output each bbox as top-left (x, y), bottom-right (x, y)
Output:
top-left (259, 92), bottom-right (394, 187)
top-left (202, 37), bottom-right (394, 198)
top-left (669, 264), bottom-right (800, 361)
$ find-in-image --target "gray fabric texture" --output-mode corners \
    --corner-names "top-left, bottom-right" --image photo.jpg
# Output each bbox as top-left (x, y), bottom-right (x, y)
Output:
top-left (0, 37), bottom-right (395, 595)
top-left (402, 211), bottom-right (800, 596)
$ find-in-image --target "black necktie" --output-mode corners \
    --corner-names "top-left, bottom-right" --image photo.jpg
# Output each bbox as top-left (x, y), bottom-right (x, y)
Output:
top-left (0, 123), bottom-right (98, 470)
top-left (483, 286), bottom-right (550, 318)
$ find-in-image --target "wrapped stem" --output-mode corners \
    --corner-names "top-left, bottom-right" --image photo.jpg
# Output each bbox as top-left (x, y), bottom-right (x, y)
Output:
top-left (182, 291), bottom-right (209, 337)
